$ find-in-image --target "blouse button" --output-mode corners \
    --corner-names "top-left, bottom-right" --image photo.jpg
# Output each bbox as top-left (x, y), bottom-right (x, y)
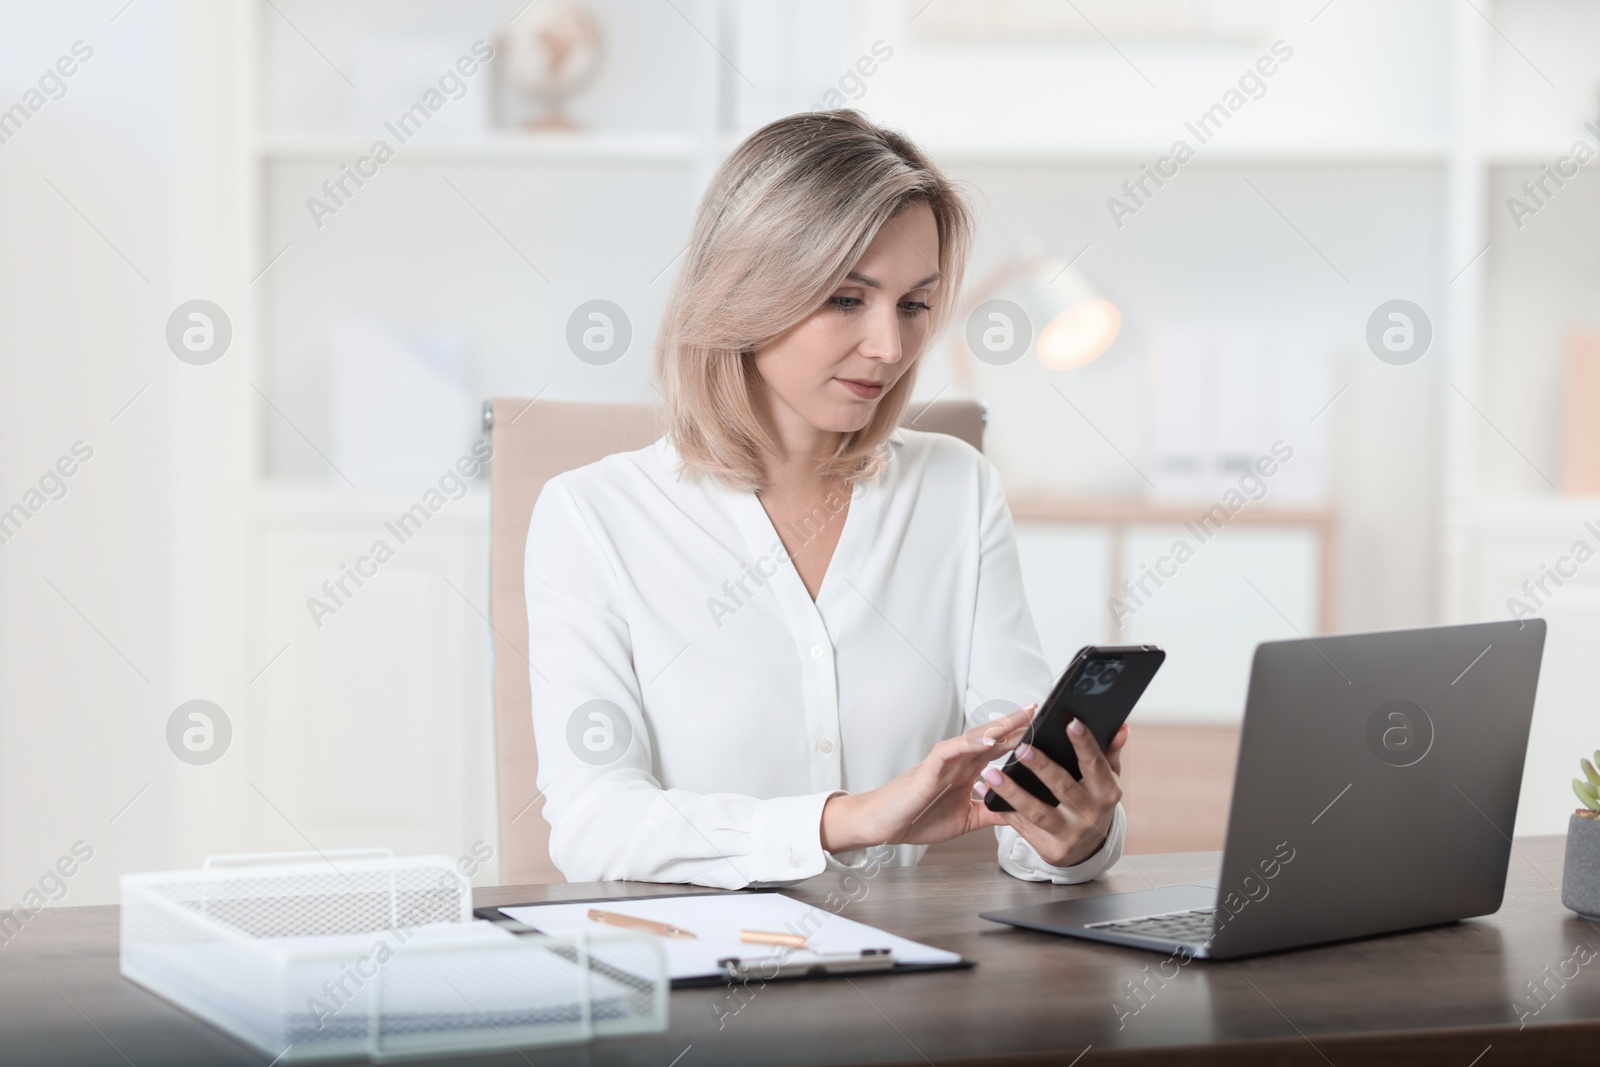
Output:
top-left (809, 644), bottom-right (824, 659)
top-left (818, 738), bottom-right (834, 754)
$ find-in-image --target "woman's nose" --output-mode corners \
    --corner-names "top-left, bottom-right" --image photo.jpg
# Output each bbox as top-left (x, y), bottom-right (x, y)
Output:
top-left (858, 307), bottom-right (904, 363)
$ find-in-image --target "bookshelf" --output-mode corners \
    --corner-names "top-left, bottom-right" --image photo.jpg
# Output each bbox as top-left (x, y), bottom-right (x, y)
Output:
top-left (209, 0), bottom-right (1600, 860)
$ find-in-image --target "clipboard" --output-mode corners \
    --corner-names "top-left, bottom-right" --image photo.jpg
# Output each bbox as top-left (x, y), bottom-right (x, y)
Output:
top-left (475, 890), bottom-right (972, 988)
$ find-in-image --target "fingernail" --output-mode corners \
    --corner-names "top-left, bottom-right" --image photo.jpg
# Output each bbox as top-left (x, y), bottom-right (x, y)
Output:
top-left (981, 735), bottom-right (996, 748)
top-left (1017, 743), bottom-right (1035, 762)
top-left (1068, 719), bottom-right (1085, 736)
top-left (983, 768), bottom-right (1004, 787)
top-left (974, 780), bottom-right (989, 797)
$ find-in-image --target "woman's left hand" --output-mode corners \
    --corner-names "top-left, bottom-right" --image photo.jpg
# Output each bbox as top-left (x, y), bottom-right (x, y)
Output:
top-left (976, 720), bottom-right (1130, 868)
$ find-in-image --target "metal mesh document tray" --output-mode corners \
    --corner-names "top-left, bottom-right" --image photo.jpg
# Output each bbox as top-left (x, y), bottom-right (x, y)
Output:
top-left (120, 850), bottom-right (666, 1062)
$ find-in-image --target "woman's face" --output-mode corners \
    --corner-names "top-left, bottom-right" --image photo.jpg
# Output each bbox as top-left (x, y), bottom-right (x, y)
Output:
top-left (752, 199), bottom-right (941, 441)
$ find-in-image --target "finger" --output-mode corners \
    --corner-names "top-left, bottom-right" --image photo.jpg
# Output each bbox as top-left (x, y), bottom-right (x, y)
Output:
top-left (966, 799), bottom-right (1009, 831)
top-left (982, 723), bottom-right (1032, 759)
top-left (1106, 723), bottom-right (1130, 776)
top-left (1052, 776), bottom-right (1107, 834)
top-left (974, 703), bottom-right (1038, 747)
top-left (949, 705), bottom-right (1036, 761)
top-left (1061, 722), bottom-right (1124, 826)
top-left (977, 722), bottom-right (1032, 755)
top-left (1066, 717), bottom-right (1117, 791)
top-left (976, 764), bottom-right (1063, 828)
top-left (943, 722), bottom-right (1026, 767)
top-left (1012, 740), bottom-right (1082, 806)
top-left (931, 739), bottom-right (1026, 799)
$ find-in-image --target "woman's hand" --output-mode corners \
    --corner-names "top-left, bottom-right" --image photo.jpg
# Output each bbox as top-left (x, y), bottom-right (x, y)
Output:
top-left (976, 720), bottom-right (1130, 868)
top-left (820, 705), bottom-right (1036, 853)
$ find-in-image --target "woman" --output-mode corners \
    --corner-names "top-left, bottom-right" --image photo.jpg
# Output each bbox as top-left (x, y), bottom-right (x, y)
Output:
top-left (526, 109), bottom-right (1129, 889)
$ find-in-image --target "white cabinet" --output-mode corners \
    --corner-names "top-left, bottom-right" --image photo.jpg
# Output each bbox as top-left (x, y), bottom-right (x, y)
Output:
top-left (247, 490), bottom-right (497, 877)
top-left (1014, 524), bottom-right (1112, 673)
top-left (229, 0), bottom-right (725, 877)
top-left (1120, 525), bottom-right (1319, 723)
top-left (1016, 507), bottom-right (1328, 724)
top-left (1446, 497), bottom-right (1600, 835)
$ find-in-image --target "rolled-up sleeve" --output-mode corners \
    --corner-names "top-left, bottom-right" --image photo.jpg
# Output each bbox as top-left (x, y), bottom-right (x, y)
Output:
top-left (526, 477), bottom-right (837, 889)
top-left (961, 453), bottom-right (1126, 883)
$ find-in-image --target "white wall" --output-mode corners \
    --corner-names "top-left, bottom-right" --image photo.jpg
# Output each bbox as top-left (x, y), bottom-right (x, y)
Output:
top-left (1, 0), bottom-right (1588, 905)
top-left (0, 0), bottom-right (189, 906)
top-left (850, 0), bottom-right (1450, 152)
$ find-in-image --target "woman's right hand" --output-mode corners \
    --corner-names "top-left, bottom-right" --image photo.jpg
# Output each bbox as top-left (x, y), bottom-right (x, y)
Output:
top-left (820, 704), bottom-right (1037, 853)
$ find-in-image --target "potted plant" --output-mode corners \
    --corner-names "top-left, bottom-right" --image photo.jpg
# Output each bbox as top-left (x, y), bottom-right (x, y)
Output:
top-left (1566, 753), bottom-right (1600, 919)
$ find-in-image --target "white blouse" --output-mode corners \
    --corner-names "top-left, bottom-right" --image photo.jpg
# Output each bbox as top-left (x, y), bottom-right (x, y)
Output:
top-left (524, 426), bottom-right (1126, 889)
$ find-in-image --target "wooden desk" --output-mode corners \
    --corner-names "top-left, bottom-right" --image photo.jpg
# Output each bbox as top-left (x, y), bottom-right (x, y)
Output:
top-left (7, 838), bottom-right (1597, 1065)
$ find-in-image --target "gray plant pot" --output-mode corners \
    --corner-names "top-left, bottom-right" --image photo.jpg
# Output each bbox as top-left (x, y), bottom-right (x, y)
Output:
top-left (1563, 811), bottom-right (1600, 919)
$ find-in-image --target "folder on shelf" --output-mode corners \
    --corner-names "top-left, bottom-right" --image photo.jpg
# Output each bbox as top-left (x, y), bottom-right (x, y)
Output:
top-left (475, 891), bottom-right (970, 988)
top-left (1564, 329), bottom-right (1600, 494)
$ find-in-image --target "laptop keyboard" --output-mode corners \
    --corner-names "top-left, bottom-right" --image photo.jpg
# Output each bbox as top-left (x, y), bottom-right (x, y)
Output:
top-left (1087, 907), bottom-right (1217, 944)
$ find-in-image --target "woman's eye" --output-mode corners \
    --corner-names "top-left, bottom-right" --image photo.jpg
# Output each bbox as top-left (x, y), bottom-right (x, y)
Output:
top-left (829, 296), bottom-right (930, 316)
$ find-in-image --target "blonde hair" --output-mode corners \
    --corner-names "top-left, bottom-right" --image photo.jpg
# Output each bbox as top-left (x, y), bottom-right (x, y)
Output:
top-left (653, 109), bottom-right (974, 491)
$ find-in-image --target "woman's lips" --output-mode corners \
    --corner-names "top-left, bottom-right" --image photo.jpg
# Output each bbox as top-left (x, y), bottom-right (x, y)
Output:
top-left (836, 378), bottom-right (885, 399)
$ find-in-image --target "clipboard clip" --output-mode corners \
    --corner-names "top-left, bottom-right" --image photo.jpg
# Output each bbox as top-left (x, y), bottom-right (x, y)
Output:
top-left (717, 948), bottom-right (896, 982)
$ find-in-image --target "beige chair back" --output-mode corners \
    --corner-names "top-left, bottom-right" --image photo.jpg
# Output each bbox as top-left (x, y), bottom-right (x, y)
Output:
top-left (486, 398), bottom-right (986, 885)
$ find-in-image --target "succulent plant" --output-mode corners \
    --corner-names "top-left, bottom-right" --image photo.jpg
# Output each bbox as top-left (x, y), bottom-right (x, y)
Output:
top-left (1574, 752), bottom-right (1600, 812)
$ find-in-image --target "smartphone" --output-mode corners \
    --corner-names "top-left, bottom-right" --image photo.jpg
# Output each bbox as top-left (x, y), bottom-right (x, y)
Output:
top-left (983, 644), bottom-right (1165, 812)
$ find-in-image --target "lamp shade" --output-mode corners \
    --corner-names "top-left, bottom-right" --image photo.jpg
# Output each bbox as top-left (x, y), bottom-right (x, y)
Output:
top-left (1026, 258), bottom-right (1122, 370)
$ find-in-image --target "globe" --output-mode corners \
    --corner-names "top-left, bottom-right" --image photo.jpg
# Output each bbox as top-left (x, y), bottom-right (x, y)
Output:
top-left (503, 3), bottom-right (602, 131)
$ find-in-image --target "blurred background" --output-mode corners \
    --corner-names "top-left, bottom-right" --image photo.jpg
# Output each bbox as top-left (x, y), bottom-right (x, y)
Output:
top-left (1, 0), bottom-right (1597, 903)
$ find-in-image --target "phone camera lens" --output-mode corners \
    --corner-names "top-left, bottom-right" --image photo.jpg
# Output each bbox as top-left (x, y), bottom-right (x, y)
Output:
top-left (1076, 657), bottom-right (1124, 695)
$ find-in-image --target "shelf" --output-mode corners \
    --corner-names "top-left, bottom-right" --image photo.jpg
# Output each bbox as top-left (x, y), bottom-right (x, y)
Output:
top-left (250, 482), bottom-right (490, 521)
top-left (1484, 141), bottom-right (1598, 166)
top-left (923, 134), bottom-right (1451, 165)
top-left (254, 130), bottom-right (703, 165)
top-left (254, 127), bottom-right (1578, 171)
top-left (1445, 492), bottom-right (1600, 531)
top-left (1011, 493), bottom-right (1333, 528)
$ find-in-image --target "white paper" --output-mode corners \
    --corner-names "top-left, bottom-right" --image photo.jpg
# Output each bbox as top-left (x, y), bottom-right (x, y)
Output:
top-left (503, 893), bottom-right (961, 981)
top-left (1214, 332), bottom-right (1267, 491)
top-left (1147, 328), bottom-right (1331, 504)
top-left (1148, 330), bottom-right (1210, 500)
top-left (327, 316), bottom-right (478, 492)
top-left (1268, 331), bottom-right (1332, 503)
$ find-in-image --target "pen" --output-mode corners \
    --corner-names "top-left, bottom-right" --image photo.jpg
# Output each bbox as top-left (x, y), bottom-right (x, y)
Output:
top-left (586, 908), bottom-right (697, 939)
top-left (740, 929), bottom-right (809, 949)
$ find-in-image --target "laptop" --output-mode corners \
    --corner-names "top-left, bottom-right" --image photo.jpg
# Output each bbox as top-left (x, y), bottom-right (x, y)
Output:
top-left (980, 619), bottom-right (1548, 960)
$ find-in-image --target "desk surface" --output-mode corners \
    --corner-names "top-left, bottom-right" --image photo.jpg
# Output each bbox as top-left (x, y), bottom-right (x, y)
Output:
top-left (7, 836), bottom-right (1599, 1066)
